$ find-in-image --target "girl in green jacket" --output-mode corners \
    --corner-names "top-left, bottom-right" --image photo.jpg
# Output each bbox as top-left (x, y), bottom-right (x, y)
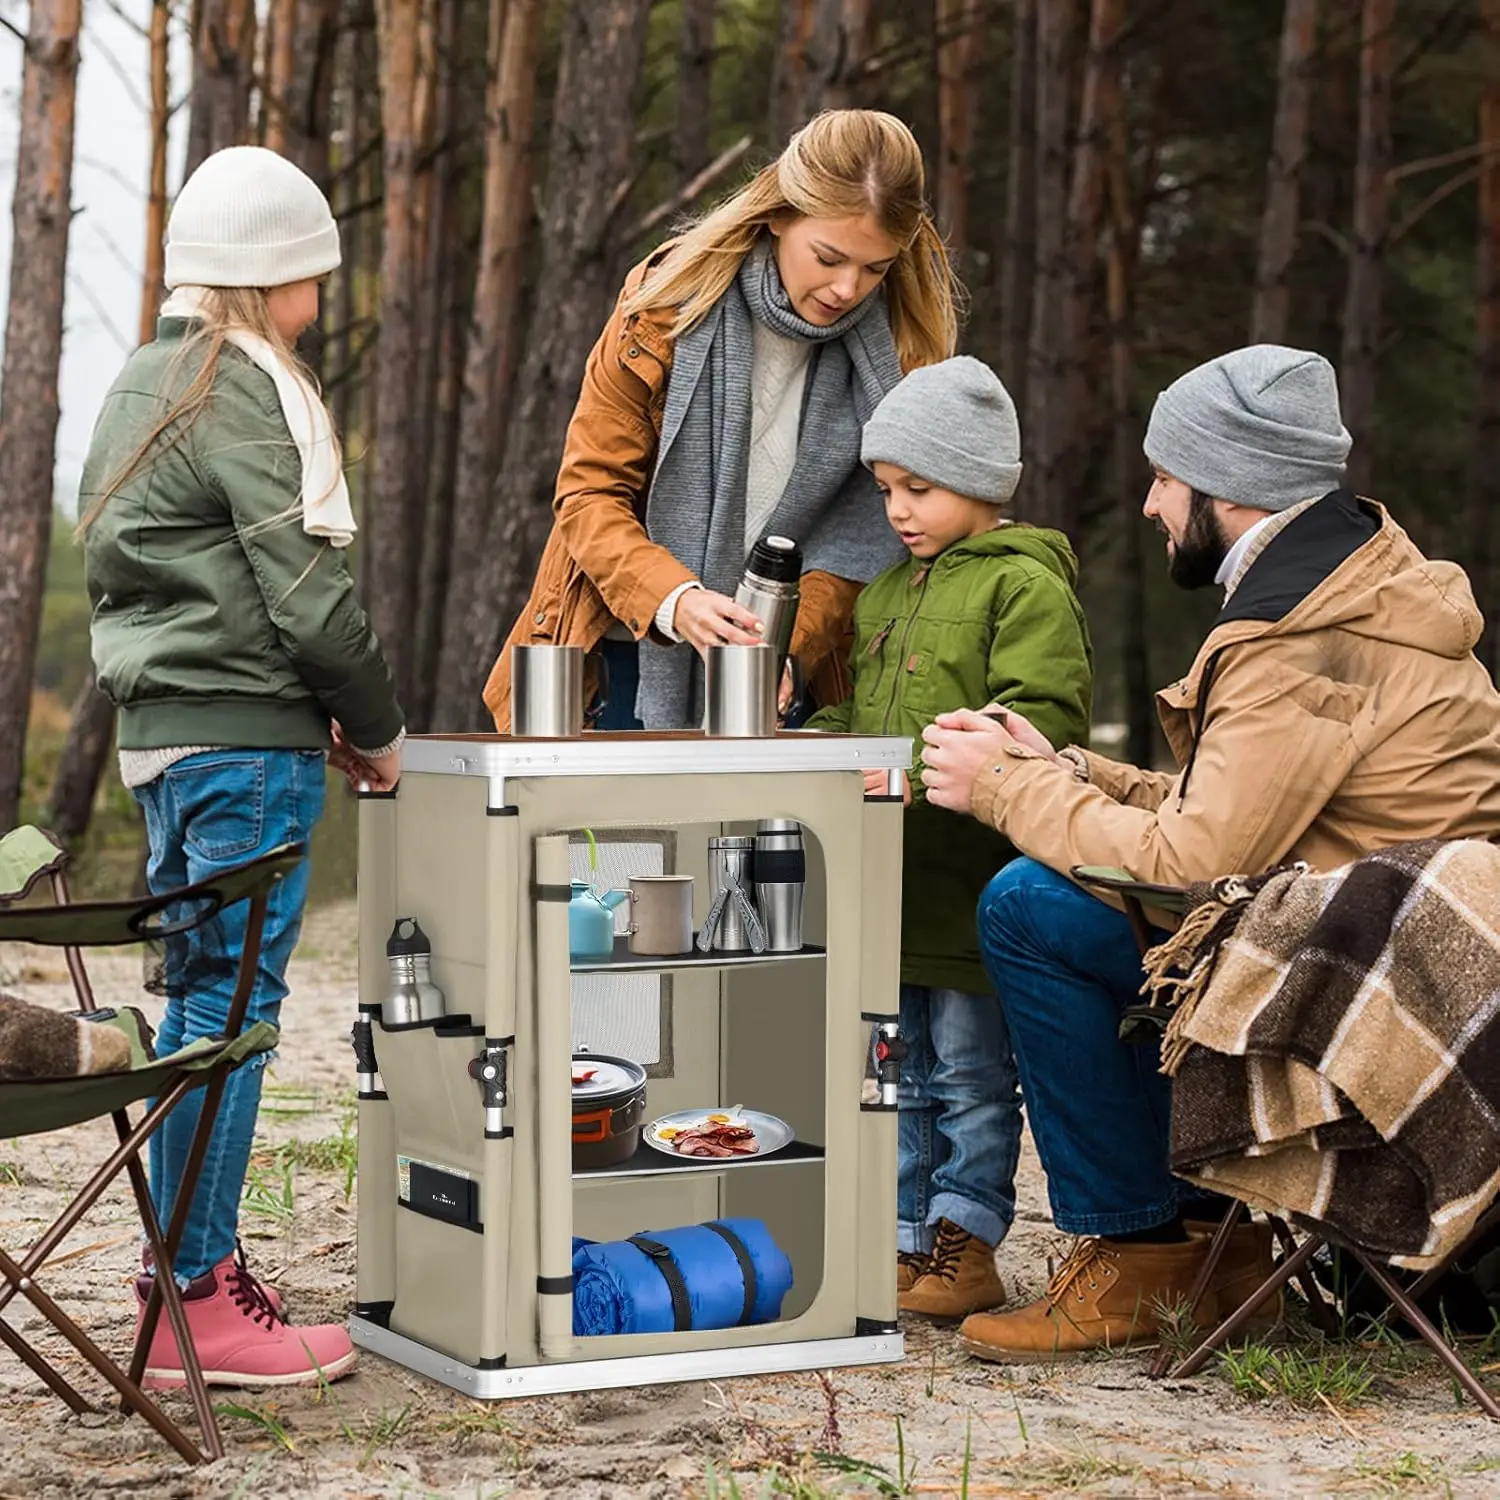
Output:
top-left (807, 356), bottom-right (1093, 1323)
top-left (78, 147), bottom-right (402, 1389)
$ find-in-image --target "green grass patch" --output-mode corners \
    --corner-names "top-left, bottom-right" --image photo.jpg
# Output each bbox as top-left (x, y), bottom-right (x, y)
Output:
top-left (1219, 1341), bottom-right (1375, 1408)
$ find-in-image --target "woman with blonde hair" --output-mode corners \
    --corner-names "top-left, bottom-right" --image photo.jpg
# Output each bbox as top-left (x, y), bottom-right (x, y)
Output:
top-left (79, 146), bottom-right (402, 1388)
top-left (483, 109), bottom-right (960, 730)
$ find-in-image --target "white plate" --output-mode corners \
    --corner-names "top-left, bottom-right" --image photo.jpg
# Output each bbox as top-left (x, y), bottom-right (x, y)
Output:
top-left (643, 1108), bottom-right (794, 1161)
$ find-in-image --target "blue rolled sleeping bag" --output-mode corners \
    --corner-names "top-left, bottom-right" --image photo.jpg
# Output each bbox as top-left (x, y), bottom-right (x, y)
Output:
top-left (571, 1218), bottom-right (793, 1336)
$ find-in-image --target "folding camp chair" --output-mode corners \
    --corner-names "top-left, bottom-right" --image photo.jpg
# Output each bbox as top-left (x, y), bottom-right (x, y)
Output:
top-left (0, 831), bottom-right (306, 1462)
top-left (1072, 864), bottom-right (1500, 1420)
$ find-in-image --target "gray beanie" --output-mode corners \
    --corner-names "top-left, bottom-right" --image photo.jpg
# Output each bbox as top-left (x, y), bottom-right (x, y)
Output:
top-left (860, 355), bottom-right (1022, 506)
top-left (1143, 344), bottom-right (1352, 512)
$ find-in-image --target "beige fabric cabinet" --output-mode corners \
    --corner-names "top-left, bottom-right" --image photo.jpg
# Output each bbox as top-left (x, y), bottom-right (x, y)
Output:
top-left (349, 731), bottom-right (909, 1398)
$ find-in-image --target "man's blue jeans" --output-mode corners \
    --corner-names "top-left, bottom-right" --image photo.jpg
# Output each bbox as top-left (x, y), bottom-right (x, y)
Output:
top-left (135, 749), bottom-right (325, 1280)
top-left (976, 857), bottom-right (1206, 1237)
top-left (898, 982), bottom-right (1022, 1252)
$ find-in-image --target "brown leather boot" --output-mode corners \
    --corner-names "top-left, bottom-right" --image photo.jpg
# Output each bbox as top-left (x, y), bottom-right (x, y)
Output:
top-left (957, 1234), bottom-right (1209, 1362)
top-left (897, 1250), bottom-right (930, 1295)
top-left (1184, 1217), bottom-right (1282, 1333)
top-left (898, 1219), bottom-right (1006, 1322)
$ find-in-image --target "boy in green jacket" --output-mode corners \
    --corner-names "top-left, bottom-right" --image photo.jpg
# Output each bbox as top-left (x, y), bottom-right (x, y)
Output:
top-left (807, 356), bottom-right (1092, 1320)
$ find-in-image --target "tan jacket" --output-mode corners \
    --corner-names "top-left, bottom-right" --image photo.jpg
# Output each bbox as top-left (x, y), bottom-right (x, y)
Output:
top-left (482, 252), bottom-right (863, 730)
top-left (973, 498), bottom-right (1500, 887)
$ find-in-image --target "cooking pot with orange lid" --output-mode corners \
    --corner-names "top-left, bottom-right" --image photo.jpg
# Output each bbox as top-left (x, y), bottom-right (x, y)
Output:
top-left (571, 1053), bottom-right (647, 1168)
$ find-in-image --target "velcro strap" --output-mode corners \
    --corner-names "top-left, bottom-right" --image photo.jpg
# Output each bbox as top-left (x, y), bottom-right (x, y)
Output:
top-left (704, 1221), bottom-right (759, 1325)
top-left (628, 1235), bottom-right (691, 1331)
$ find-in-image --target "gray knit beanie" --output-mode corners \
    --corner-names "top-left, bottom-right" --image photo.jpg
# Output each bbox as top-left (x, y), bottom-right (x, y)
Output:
top-left (860, 356), bottom-right (1022, 506)
top-left (165, 146), bottom-right (341, 290)
top-left (1143, 344), bottom-right (1352, 512)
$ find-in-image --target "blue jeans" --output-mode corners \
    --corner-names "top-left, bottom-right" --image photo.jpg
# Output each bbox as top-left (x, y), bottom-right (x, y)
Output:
top-left (135, 749), bottom-right (326, 1280)
top-left (977, 857), bottom-right (1215, 1237)
top-left (897, 982), bottom-right (1022, 1252)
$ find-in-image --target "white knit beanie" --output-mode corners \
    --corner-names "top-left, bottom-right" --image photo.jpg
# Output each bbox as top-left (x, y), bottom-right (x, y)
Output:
top-left (164, 146), bottom-right (341, 290)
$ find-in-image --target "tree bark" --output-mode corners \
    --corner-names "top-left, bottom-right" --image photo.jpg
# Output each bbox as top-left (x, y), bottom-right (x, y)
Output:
top-left (1472, 0), bottom-right (1500, 676)
top-left (280, 0), bottom-right (344, 192)
top-left (432, 0), bottom-right (545, 729)
top-left (185, 0), bottom-right (258, 175)
top-left (1338, 0), bottom-right (1394, 496)
top-left (768, 0), bottom-right (853, 142)
top-left (365, 0), bottom-right (425, 708)
top-left (935, 0), bottom-right (985, 267)
top-left (408, 0), bottom-right (464, 730)
top-left (675, 0), bottom-right (716, 184)
top-left (265, 0), bottom-right (298, 152)
top-left (1021, 0), bottom-right (1079, 535)
top-left (140, 0), bottom-right (171, 346)
top-left (1251, 0), bottom-right (1320, 344)
top-left (1000, 0), bottom-right (1038, 407)
top-left (44, 671), bottom-right (116, 844)
top-left (438, 0), bottom-right (654, 729)
top-left (0, 0), bottom-right (82, 832)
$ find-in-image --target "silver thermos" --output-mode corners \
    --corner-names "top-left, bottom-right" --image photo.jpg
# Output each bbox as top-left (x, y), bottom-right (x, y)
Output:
top-left (734, 535), bottom-right (801, 680)
top-left (381, 918), bottom-right (446, 1026)
top-left (753, 820), bottom-right (805, 953)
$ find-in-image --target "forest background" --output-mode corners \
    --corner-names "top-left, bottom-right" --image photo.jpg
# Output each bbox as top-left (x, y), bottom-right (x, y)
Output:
top-left (0, 0), bottom-right (1496, 897)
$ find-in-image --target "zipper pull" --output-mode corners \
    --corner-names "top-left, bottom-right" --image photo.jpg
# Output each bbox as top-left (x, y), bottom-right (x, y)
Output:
top-left (866, 617), bottom-right (898, 656)
top-left (910, 564), bottom-right (931, 589)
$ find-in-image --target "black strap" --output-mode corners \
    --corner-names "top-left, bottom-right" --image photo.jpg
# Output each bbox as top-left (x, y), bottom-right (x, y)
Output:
top-left (704, 1221), bottom-right (759, 1325)
top-left (628, 1236), bottom-right (692, 1331)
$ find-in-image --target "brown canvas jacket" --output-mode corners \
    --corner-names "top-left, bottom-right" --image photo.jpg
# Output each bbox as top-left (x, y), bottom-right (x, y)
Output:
top-left (482, 251), bottom-right (862, 729)
top-left (972, 495), bottom-right (1500, 891)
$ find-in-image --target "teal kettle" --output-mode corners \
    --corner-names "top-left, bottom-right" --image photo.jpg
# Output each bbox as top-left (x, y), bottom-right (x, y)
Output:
top-left (569, 881), bottom-right (628, 960)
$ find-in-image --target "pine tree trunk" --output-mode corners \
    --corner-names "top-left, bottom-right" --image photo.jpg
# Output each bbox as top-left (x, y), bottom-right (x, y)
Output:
top-left (1251, 0), bottom-right (1320, 344)
top-left (140, 0), bottom-right (171, 344)
top-left (1000, 0), bottom-right (1037, 407)
top-left (432, 0), bottom-right (545, 729)
top-left (1472, 0), bottom-right (1500, 676)
top-left (365, 0), bottom-right (425, 708)
top-left (1022, 0), bottom-right (1078, 534)
top-left (0, 0), bottom-right (83, 832)
top-left (1339, 0), bottom-right (1394, 495)
top-left (281, 0), bottom-right (344, 191)
top-left (266, 0), bottom-right (298, 151)
top-left (439, 0), bottom-right (654, 728)
top-left (185, 0), bottom-right (258, 174)
top-left (935, 0), bottom-right (984, 268)
top-left (44, 670), bottom-right (116, 844)
top-left (768, 0), bottom-right (849, 141)
top-left (408, 0), bottom-right (463, 731)
top-left (676, 0), bottom-right (716, 183)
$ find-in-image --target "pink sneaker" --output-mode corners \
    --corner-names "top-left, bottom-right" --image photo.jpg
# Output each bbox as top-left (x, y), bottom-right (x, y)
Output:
top-left (134, 1246), bottom-right (356, 1389)
top-left (141, 1242), bottom-right (285, 1316)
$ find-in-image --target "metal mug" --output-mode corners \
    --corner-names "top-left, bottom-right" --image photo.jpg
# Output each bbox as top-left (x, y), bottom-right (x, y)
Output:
top-left (704, 644), bottom-right (777, 738)
top-left (625, 875), bottom-right (694, 956)
top-left (511, 644), bottom-right (584, 737)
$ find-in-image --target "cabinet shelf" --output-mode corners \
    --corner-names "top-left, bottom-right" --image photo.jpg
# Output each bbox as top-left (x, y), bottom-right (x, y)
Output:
top-left (573, 1139), bottom-right (824, 1180)
top-left (570, 937), bottom-right (825, 975)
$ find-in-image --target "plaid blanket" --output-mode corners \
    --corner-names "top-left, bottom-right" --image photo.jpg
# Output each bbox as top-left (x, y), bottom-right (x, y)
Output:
top-left (1151, 839), bottom-right (1500, 1270)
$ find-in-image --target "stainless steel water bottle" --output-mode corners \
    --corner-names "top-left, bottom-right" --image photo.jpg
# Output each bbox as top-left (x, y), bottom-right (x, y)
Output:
top-left (734, 534), bottom-right (802, 680)
top-left (381, 918), bottom-right (447, 1026)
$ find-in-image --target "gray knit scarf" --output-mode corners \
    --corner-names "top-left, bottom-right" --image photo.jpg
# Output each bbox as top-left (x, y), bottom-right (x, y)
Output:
top-left (636, 239), bottom-right (906, 729)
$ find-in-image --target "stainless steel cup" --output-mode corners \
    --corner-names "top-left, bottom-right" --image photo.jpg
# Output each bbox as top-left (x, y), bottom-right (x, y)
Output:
top-left (704, 644), bottom-right (777, 737)
top-left (703, 835), bottom-right (761, 951)
top-left (753, 819), bottom-right (805, 953)
top-left (511, 644), bottom-right (584, 737)
top-left (626, 875), bottom-right (694, 956)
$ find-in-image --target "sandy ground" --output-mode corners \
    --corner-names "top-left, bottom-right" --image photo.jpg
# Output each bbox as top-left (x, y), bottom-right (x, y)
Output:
top-left (2, 900), bottom-right (1499, 1498)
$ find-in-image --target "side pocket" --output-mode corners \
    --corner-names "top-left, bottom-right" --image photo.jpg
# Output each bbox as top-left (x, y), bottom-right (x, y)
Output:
top-left (170, 753), bottom-right (267, 861)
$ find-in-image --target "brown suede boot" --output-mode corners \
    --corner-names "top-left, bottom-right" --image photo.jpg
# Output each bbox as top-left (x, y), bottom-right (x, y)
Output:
top-left (897, 1250), bottom-right (930, 1295)
top-left (957, 1235), bottom-right (1209, 1362)
top-left (1184, 1217), bottom-right (1282, 1333)
top-left (898, 1219), bottom-right (1006, 1322)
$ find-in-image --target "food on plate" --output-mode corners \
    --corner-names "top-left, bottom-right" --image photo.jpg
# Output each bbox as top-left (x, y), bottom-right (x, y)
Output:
top-left (655, 1114), bottom-right (760, 1158)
